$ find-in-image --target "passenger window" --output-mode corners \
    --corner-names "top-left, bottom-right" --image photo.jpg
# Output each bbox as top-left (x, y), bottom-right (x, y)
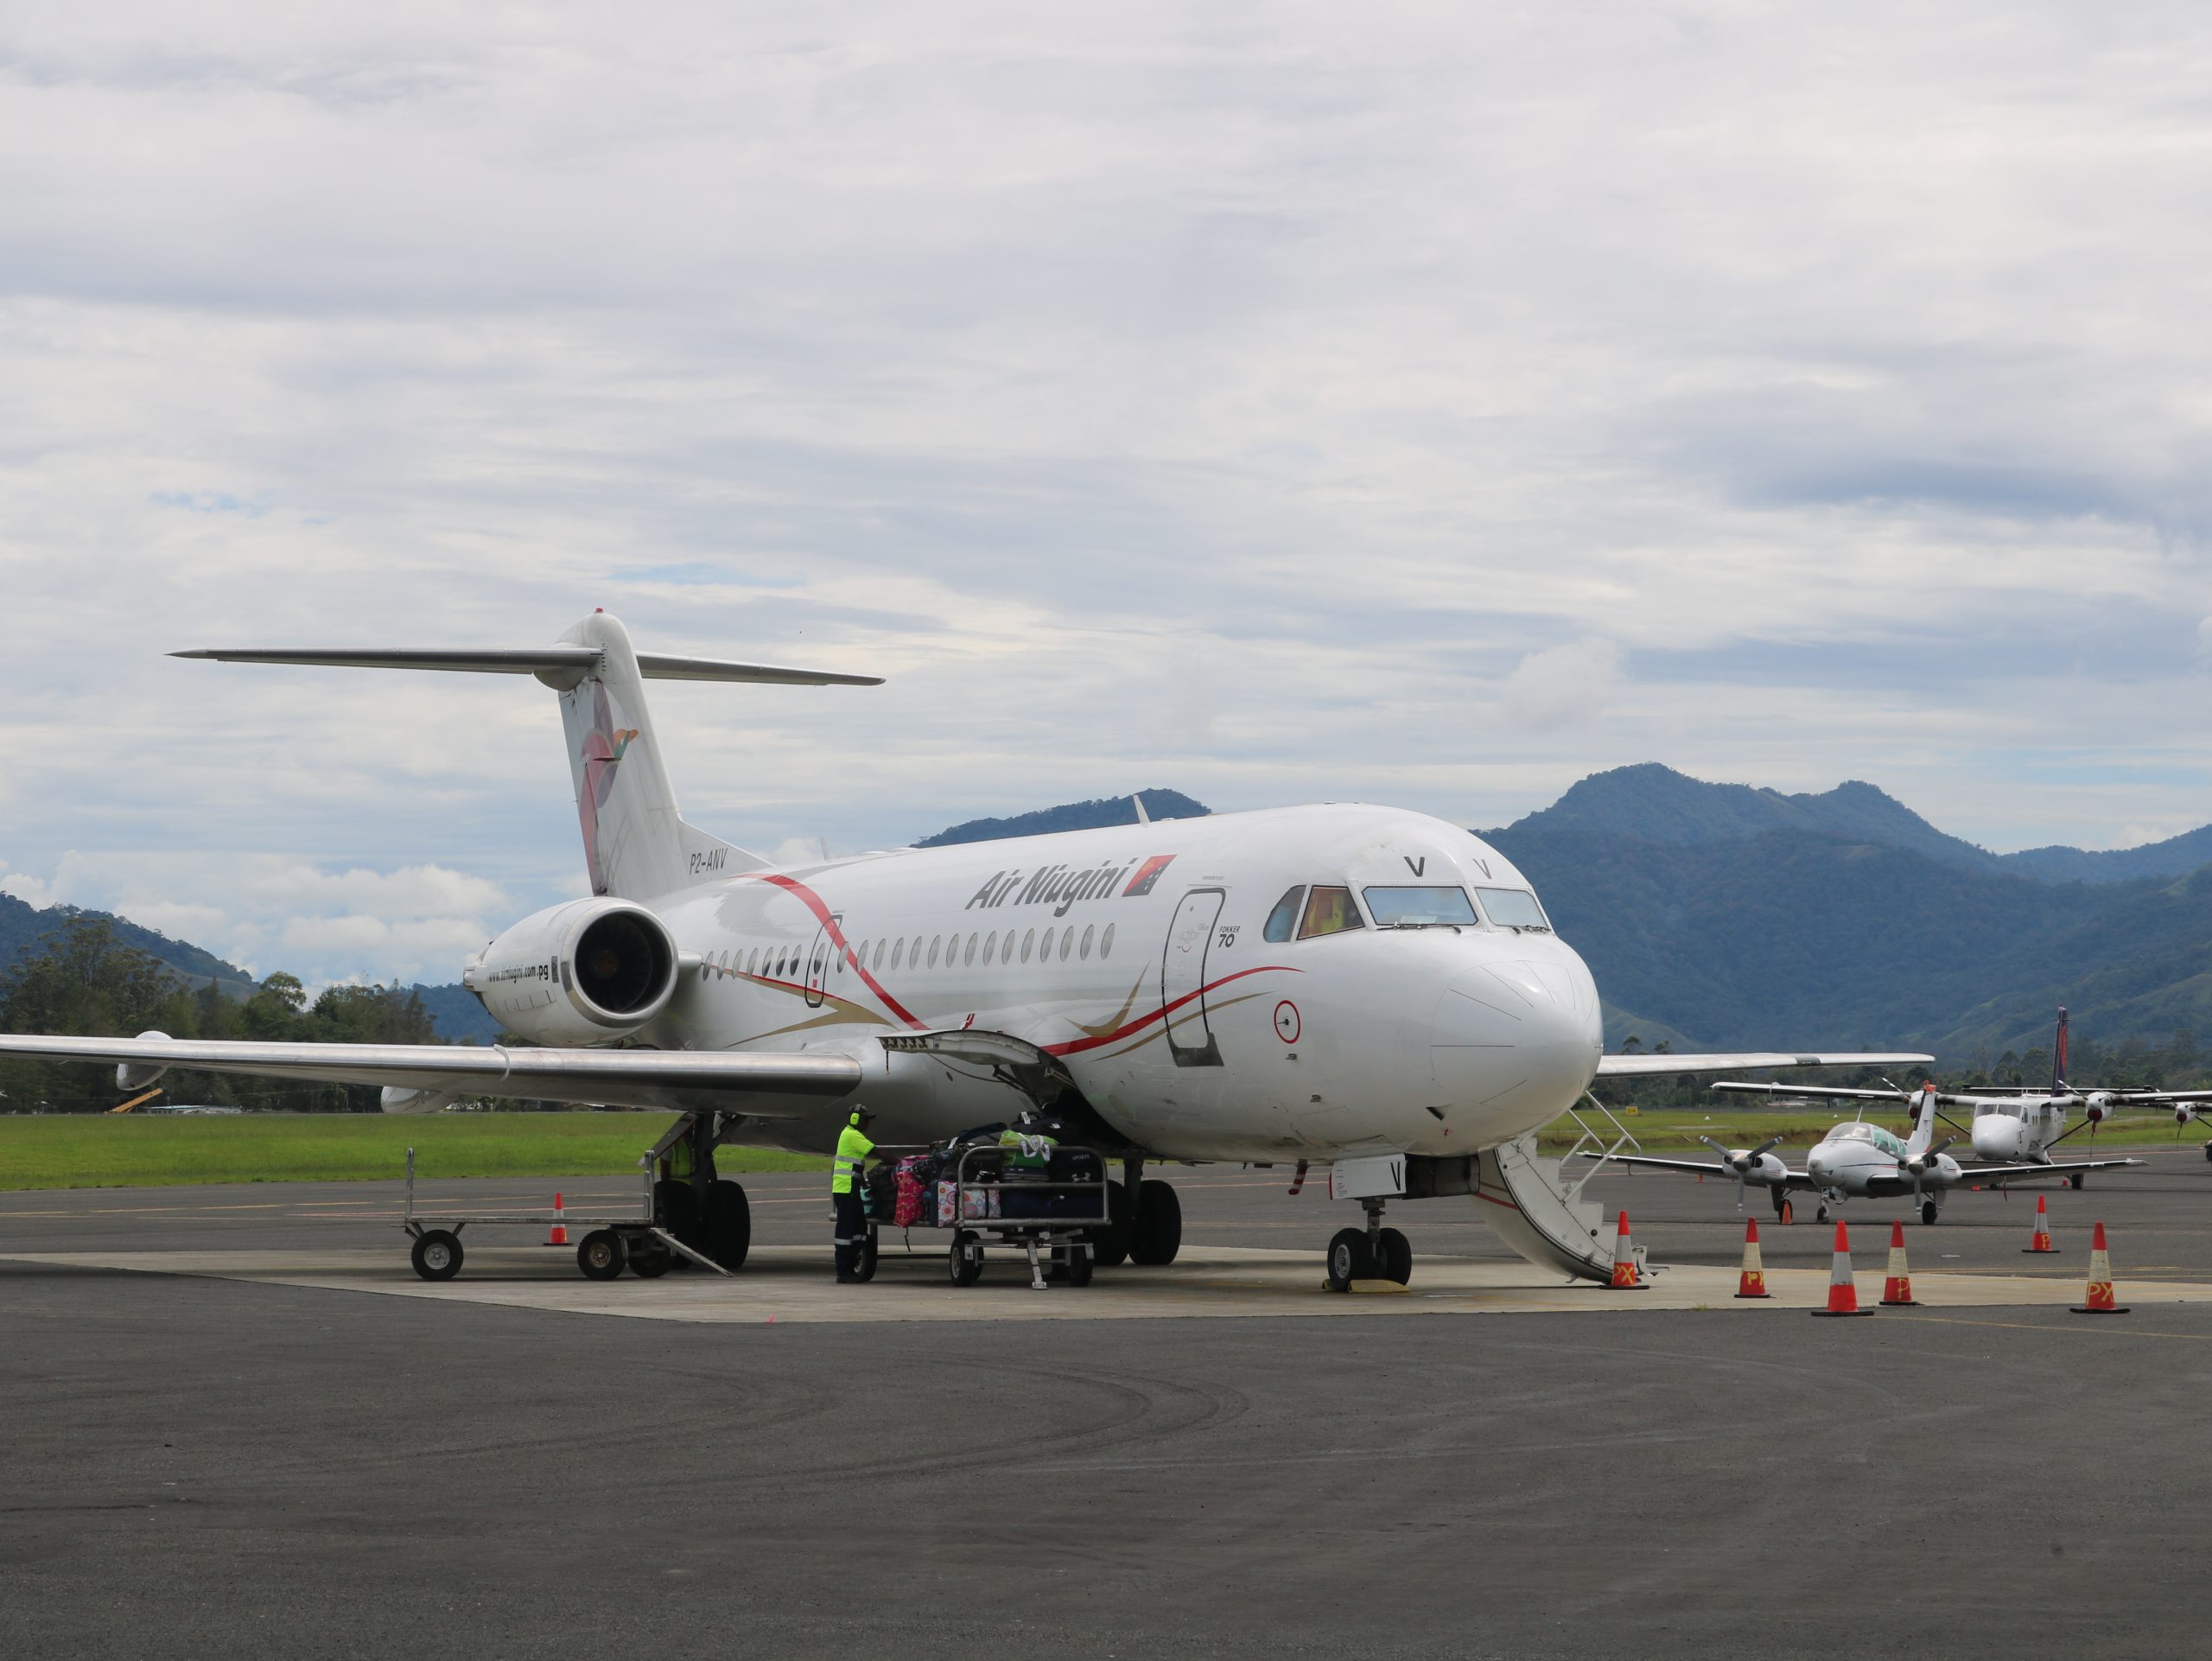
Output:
top-left (890, 939), bottom-right (903, 971)
top-left (1079, 925), bottom-right (1095, 959)
top-left (874, 940), bottom-right (886, 971)
top-left (982, 932), bottom-right (996, 965)
top-left (1100, 923), bottom-right (1114, 959)
top-left (1060, 928), bottom-right (1074, 961)
top-left (928, 936), bottom-right (941, 968)
top-left (1039, 927), bottom-right (1054, 962)
top-left (1298, 886), bottom-right (1365, 939)
top-left (1022, 929), bottom-right (1035, 963)
top-left (1263, 886), bottom-right (1305, 942)
top-left (964, 932), bottom-right (978, 966)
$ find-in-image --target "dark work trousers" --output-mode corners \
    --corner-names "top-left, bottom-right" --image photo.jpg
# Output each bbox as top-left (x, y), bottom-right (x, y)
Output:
top-left (833, 1191), bottom-right (867, 1279)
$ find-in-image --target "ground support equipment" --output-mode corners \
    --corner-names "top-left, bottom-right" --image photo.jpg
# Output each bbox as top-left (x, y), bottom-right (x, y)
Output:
top-left (400, 1144), bottom-right (730, 1282)
top-left (900, 1141), bottom-right (1112, 1291)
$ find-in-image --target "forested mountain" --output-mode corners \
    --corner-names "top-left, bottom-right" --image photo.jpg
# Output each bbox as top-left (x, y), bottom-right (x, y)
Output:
top-left (0, 892), bottom-right (253, 996)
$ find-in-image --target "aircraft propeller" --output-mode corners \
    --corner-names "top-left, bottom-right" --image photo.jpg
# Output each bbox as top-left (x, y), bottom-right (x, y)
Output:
top-left (1902, 1135), bottom-right (1958, 1206)
top-left (1698, 1135), bottom-right (1784, 1209)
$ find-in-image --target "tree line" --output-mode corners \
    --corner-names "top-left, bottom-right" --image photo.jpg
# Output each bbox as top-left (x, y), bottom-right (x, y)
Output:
top-left (0, 920), bottom-right (444, 1113)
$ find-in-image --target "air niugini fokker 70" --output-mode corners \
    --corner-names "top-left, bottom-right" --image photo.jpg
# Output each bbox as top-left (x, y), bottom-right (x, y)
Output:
top-left (0, 612), bottom-right (1930, 1287)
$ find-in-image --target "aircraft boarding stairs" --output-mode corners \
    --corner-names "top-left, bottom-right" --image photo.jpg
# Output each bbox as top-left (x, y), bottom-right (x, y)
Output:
top-left (1473, 1095), bottom-right (1645, 1284)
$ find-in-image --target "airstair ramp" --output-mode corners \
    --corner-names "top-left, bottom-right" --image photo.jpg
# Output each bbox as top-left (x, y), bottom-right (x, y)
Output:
top-left (1474, 1094), bottom-right (1645, 1285)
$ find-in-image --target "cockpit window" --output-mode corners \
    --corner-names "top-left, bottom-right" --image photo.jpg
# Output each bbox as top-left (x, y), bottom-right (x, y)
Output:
top-left (1475, 888), bottom-right (1550, 931)
top-left (1298, 886), bottom-right (1365, 939)
top-left (1835, 1123), bottom-right (1874, 1142)
top-left (1363, 886), bottom-right (1478, 927)
top-left (1263, 887), bottom-right (1305, 943)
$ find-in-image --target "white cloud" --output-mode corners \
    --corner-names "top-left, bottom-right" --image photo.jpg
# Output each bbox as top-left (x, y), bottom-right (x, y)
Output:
top-left (1500, 641), bottom-right (1623, 735)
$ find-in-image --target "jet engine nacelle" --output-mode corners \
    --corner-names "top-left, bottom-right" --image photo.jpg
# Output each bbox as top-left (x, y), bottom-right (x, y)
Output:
top-left (463, 898), bottom-right (679, 1047)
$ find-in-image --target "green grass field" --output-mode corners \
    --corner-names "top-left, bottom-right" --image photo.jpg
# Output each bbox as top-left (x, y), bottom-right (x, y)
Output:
top-left (0, 1105), bottom-right (2196, 1191)
top-left (0, 1113), bottom-right (828, 1191)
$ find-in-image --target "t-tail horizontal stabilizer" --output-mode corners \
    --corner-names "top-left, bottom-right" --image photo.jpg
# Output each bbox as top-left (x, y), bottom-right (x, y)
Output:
top-left (175, 612), bottom-right (882, 901)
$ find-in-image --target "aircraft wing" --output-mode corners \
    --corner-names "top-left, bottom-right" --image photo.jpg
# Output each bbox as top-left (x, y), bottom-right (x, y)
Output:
top-left (1954, 1156), bottom-right (2148, 1181)
top-left (0, 1033), bottom-right (862, 1117)
top-left (1710, 1080), bottom-right (1913, 1102)
top-left (1596, 1051), bottom-right (1931, 1078)
top-left (1574, 1151), bottom-right (1812, 1187)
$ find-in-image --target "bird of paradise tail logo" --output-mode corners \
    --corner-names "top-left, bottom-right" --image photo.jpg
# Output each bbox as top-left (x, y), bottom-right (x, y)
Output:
top-left (577, 682), bottom-right (639, 895)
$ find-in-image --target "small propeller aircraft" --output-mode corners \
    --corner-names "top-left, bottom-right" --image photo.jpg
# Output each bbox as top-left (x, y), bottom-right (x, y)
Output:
top-left (1580, 1081), bottom-right (2143, 1225)
top-left (1713, 1009), bottom-right (2209, 1175)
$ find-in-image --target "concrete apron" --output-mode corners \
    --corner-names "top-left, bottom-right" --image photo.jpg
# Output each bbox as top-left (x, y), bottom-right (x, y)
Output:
top-left (5, 1243), bottom-right (2206, 1326)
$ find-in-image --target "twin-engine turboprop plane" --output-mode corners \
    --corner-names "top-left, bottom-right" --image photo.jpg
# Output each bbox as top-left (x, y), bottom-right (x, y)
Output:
top-left (0, 612), bottom-right (1933, 1286)
top-left (1585, 1083), bottom-right (2139, 1224)
top-left (1714, 1009), bottom-right (2187, 1182)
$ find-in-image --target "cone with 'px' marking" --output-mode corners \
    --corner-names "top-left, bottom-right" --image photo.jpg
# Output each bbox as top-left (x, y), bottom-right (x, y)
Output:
top-left (1734, 1217), bottom-right (1770, 1299)
top-left (1608, 1210), bottom-right (1647, 1289)
top-left (2071, 1221), bottom-right (2131, 1315)
top-left (1880, 1219), bottom-right (1919, 1307)
top-left (1810, 1219), bottom-right (1874, 1316)
top-left (2022, 1191), bottom-right (2056, 1254)
top-left (547, 1192), bottom-right (569, 1248)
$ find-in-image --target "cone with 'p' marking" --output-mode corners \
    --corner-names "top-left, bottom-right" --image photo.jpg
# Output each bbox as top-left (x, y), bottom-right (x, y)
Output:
top-left (1810, 1219), bottom-right (1874, 1316)
top-left (2022, 1191), bottom-right (2055, 1253)
top-left (2071, 1220), bottom-right (2130, 1315)
top-left (547, 1192), bottom-right (569, 1247)
top-left (1607, 1209), bottom-right (1647, 1289)
top-left (1734, 1217), bottom-right (1770, 1298)
top-left (1879, 1219), bottom-right (1919, 1306)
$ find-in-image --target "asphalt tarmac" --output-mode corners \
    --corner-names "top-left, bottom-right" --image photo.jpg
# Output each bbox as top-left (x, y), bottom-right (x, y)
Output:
top-left (7, 1146), bottom-right (2212, 1658)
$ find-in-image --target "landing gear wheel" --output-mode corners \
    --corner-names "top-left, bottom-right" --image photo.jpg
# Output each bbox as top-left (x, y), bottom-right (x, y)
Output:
top-left (1376, 1226), bottom-right (1413, 1285)
top-left (704, 1179), bottom-right (751, 1270)
top-left (1130, 1179), bottom-right (1183, 1266)
top-left (410, 1229), bottom-right (463, 1282)
top-left (1920, 1200), bottom-right (1938, 1226)
top-left (1088, 1181), bottom-right (1133, 1269)
top-left (1815, 1203), bottom-right (1831, 1224)
top-left (853, 1227), bottom-right (879, 1284)
top-left (576, 1228), bottom-right (626, 1281)
top-left (2203, 1141), bottom-right (2212, 1163)
top-left (628, 1235), bottom-right (674, 1277)
top-left (2069, 1172), bottom-right (2085, 1191)
top-left (949, 1230), bottom-right (983, 1287)
top-left (1064, 1243), bottom-right (1095, 1287)
top-left (1325, 1227), bottom-right (1375, 1292)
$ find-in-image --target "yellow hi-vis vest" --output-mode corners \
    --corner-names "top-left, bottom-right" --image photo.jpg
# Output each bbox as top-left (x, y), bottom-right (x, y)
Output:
top-left (832, 1123), bottom-right (875, 1194)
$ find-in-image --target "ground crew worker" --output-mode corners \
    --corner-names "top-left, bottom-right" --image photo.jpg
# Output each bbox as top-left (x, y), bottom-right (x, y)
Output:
top-left (832, 1106), bottom-right (878, 1282)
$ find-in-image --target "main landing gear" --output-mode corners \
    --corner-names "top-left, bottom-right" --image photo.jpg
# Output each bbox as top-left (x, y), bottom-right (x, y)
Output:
top-left (1325, 1198), bottom-right (1412, 1293)
top-left (1770, 1189), bottom-right (1795, 1225)
top-left (1094, 1159), bottom-right (1183, 1268)
top-left (651, 1114), bottom-right (752, 1271)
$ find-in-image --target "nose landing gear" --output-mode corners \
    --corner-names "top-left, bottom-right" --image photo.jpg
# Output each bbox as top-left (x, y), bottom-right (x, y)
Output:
top-left (1325, 1198), bottom-right (1413, 1292)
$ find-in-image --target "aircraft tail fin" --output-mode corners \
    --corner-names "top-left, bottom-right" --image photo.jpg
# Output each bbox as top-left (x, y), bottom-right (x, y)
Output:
top-left (175, 611), bottom-right (882, 900)
top-left (2051, 1007), bottom-right (2069, 1095)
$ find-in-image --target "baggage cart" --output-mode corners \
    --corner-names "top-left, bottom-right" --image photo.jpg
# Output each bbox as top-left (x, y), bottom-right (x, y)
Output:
top-left (883, 1138), bottom-right (1111, 1291)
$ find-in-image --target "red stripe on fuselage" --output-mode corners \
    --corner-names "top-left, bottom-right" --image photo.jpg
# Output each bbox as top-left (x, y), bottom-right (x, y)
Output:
top-left (741, 872), bottom-right (927, 1031)
top-left (1042, 965), bottom-right (1298, 1058)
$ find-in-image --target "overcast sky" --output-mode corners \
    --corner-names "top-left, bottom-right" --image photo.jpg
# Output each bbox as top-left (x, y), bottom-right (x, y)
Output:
top-left (4, 4), bottom-right (2212, 988)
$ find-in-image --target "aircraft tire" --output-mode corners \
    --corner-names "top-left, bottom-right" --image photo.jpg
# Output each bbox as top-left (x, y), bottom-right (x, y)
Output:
top-left (1376, 1226), bottom-right (1413, 1285)
top-left (654, 1179), bottom-right (699, 1244)
top-left (1087, 1181), bottom-right (1133, 1268)
top-left (1325, 1228), bottom-right (1374, 1292)
top-left (1815, 1203), bottom-right (1831, 1223)
top-left (2204, 1141), bottom-right (2212, 1162)
top-left (704, 1180), bottom-right (751, 1270)
top-left (576, 1229), bottom-right (626, 1281)
top-left (1131, 1179), bottom-right (1182, 1265)
top-left (628, 1236), bottom-right (673, 1277)
top-left (410, 1229), bottom-right (463, 1282)
top-left (1920, 1200), bottom-right (1938, 1226)
top-left (2069, 1172), bottom-right (2085, 1191)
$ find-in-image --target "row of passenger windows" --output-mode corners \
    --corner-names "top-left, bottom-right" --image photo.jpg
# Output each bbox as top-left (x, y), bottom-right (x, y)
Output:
top-left (701, 922), bottom-right (1117, 984)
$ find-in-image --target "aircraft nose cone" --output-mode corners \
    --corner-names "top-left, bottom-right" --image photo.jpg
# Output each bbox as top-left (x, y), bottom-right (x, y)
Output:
top-left (1431, 940), bottom-right (1602, 1130)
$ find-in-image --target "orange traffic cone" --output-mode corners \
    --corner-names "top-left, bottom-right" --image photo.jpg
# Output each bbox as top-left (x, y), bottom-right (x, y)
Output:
top-left (2071, 1221), bottom-right (2131, 1315)
top-left (547, 1192), bottom-right (569, 1247)
top-left (2022, 1192), bottom-right (2055, 1253)
top-left (1810, 1219), bottom-right (1873, 1317)
top-left (1879, 1219), bottom-right (1919, 1306)
top-left (1607, 1210), bottom-right (1647, 1289)
top-left (1734, 1218), bottom-right (1770, 1299)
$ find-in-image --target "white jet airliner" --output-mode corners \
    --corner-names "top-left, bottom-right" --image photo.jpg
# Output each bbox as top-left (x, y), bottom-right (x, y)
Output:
top-left (0, 612), bottom-right (1931, 1287)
